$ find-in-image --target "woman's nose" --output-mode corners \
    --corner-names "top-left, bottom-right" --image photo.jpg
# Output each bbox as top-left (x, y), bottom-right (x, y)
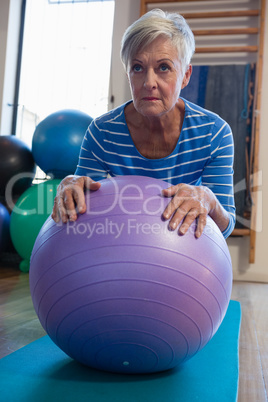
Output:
top-left (144, 69), bottom-right (157, 90)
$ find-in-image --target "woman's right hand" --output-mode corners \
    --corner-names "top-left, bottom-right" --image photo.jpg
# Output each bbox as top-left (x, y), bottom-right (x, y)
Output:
top-left (51, 175), bottom-right (101, 223)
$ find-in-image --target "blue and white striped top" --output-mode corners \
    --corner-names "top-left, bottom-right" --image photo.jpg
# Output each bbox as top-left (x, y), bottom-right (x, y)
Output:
top-left (75, 98), bottom-right (236, 238)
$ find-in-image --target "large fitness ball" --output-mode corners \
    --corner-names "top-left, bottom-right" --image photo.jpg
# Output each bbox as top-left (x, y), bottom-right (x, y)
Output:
top-left (30, 176), bottom-right (233, 374)
top-left (0, 135), bottom-right (35, 197)
top-left (32, 109), bottom-right (93, 178)
top-left (0, 203), bottom-right (10, 253)
top-left (10, 179), bottom-right (61, 272)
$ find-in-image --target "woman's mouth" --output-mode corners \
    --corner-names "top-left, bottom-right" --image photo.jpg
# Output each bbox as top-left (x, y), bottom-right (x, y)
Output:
top-left (142, 97), bottom-right (159, 101)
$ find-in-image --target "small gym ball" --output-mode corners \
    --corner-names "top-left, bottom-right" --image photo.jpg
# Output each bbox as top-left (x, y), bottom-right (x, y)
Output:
top-left (32, 109), bottom-right (93, 178)
top-left (10, 179), bottom-right (61, 272)
top-left (30, 175), bottom-right (233, 374)
top-left (0, 135), bottom-right (35, 197)
top-left (0, 203), bottom-right (10, 253)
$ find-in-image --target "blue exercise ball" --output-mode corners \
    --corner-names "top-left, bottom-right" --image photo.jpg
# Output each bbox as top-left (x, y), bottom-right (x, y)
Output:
top-left (32, 110), bottom-right (93, 178)
top-left (0, 136), bottom-right (35, 197)
top-left (0, 202), bottom-right (10, 253)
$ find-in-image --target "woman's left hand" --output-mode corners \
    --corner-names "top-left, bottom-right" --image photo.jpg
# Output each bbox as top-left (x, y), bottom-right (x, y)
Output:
top-left (161, 183), bottom-right (216, 238)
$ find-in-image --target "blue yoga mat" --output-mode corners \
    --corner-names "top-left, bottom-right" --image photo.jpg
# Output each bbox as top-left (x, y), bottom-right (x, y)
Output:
top-left (0, 300), bottom-right (241, 402)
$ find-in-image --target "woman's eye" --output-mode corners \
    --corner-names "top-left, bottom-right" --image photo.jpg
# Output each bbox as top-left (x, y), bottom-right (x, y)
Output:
top-left (159, 64), bottom-right (170, 72)
top-left (132, 64), bottom-right (143, 72)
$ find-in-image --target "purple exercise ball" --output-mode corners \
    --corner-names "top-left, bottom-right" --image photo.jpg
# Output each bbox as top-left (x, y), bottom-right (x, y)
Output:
top-left (29, 175), bottom-right (233, 374)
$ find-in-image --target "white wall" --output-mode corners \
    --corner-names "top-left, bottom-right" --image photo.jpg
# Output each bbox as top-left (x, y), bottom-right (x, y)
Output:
top-left (108, 0), bottom-right (140, 109)
top-left (227, 11), bottom-right (268, 282)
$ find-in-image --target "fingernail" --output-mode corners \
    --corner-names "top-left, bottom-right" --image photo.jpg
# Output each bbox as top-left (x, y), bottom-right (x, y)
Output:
top-left (180, 225), bottom-right (186, 234)
top-left (169, 222), bottom-right (176, 231)
top-left (162, 213), bottom-right (168, 221)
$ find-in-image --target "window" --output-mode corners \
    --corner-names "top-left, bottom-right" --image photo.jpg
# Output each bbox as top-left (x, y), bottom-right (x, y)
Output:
top-left (15, 0), bottom-right (115, 148)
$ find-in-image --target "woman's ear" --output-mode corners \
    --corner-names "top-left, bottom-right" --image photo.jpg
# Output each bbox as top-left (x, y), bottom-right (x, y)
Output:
top-left (181, 64), bottom-right (192, 89)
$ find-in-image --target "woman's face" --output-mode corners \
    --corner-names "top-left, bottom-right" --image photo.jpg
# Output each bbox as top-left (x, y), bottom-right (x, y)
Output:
top-left (127, 36), bottom-right (191, 118)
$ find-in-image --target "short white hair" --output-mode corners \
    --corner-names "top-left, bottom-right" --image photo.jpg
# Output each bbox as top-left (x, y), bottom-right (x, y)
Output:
top-left (120, 9), bottom-right (195, 73)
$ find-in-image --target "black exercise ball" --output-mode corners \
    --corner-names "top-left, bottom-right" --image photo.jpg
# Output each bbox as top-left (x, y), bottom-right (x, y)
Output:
top-left (0, 135), bottom-right (36, 197)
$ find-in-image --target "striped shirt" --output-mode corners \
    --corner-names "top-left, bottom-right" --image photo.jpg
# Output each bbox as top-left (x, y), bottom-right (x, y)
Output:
top-left (75, 98), bottom-right (236, 238)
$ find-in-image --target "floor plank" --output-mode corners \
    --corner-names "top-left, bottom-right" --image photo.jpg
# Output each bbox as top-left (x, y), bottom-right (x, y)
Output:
top-left (0, 267), bottom-right (45, 358)
top-left (231, 282), bottom-right (268, 402)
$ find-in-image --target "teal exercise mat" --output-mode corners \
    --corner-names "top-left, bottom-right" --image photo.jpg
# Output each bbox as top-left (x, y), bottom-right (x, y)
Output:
top-left (0, 300), bottom-right (241, 402)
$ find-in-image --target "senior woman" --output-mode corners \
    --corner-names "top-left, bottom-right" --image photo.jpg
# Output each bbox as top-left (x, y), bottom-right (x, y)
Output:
top-left (52, 9), bottom-right (236, 239)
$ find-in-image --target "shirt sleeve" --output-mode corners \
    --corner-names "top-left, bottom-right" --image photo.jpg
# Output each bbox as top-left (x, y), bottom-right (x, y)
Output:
top-left (201, 117), bottom-right (236, 238)
top-left (75, 121), bottom-right (108, 181)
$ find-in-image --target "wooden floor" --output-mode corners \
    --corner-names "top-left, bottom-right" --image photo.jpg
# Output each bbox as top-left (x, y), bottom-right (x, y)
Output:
top-left (0, 263), bottom-right (267, 401)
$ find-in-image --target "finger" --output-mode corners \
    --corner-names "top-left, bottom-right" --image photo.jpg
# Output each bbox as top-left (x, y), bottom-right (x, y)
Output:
top-left (178, 209), bottom-right (199, 235)
top-left (51, 202), bottom-right (60, 223)
top-left (167, 205), bottom-right (189, 231)
top-left (52, 196), bottom-right (66, 223)
top-left (73, 185), bottom-right (87, 215)
top-left (66, 179), bottom-right (101, 218)
top-left (52, 195), bottom-right (70, 223)
top-left (84, 177), bottom-right (102, 192)
top-left (59, 196), bottom-right (70, 223)
top-left (168, 206), bottom-right (197, 232)
top-left (195, 214), bottom-right (207, 238)
top-left (63, 189), bottom-right (78, 222)
top-left (161, 184), bottom-right (180, 198)
top-left (79, 179), bottom-right (101, 214)
top-left (162, 191), bottom-right (184, 221)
